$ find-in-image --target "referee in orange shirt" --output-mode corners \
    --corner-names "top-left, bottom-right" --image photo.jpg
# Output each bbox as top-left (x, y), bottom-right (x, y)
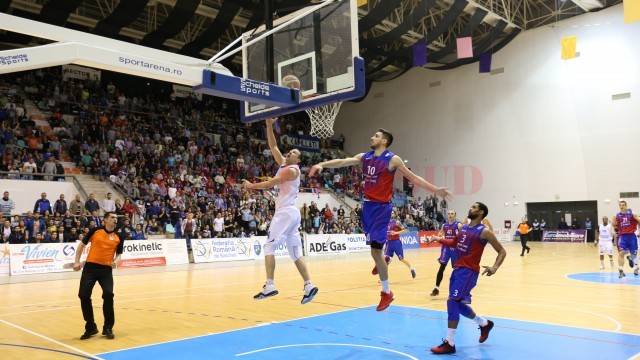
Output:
top-left (517, 217), bottom-right (532, 256)
top-left (73, 211), bottom-right (123, 340)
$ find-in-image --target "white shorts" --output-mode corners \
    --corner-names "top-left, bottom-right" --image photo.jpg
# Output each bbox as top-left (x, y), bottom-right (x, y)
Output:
top-left (598, 241), bottom-right (613, 256)
top-left (265, 206), bottom-right (301, 254)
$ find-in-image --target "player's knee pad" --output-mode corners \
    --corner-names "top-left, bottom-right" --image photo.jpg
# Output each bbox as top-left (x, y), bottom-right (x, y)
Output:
top-left (288, 245), bottom-right (302, 261)
top-left (447, 299), bottom-right (460, 322)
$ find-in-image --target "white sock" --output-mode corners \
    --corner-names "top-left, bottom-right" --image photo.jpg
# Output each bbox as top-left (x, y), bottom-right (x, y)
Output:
top-left (473, 315), bottom-right (489, 327)
top-left (435, 286), bottom-right (440, 290)
top-left (634, 256), bottom-right (639, 266)
top-left (266, 279), bottom-right (274, 286)
top-left (610, 260), bottom-right (614, 267)
top-left (600, 260), bottom-right (604, 266)
top-left (381, 280), bottom-right (390, 293)
top-left (304, 280), bottom-right (312, 286)
top-left (446, 328), bottom-right (456, 345)
top-left (619, 267), bottom-right (624, 271)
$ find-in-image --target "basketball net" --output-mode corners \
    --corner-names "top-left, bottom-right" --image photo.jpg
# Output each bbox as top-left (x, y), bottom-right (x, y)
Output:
top-left (306, 101), bottom-right (342, 139)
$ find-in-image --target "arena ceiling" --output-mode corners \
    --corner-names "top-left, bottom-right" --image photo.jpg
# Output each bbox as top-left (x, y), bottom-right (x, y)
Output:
top-left (0, 0), bottom-right (621, 83)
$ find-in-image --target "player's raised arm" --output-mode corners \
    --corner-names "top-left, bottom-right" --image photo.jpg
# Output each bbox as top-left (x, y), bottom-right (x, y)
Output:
top-left (266, 118), bottom-right (285, 165)
top-left (241, 167), bottom-right (297, 190)
top-left (481, 229), bottom-right (507, 276)
top-left (309, 153), bottom-right (363, 177)
top-left (390, 155), bottom-right (452, 201)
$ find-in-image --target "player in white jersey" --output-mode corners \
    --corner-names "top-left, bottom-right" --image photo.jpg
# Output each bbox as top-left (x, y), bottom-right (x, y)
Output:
top-left (242, 118), bottom-right (318, 304)
top-left (595, 216), bottom-right (616, 270)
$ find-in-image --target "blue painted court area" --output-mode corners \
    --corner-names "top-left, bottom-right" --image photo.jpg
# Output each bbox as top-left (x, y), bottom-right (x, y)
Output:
top-left (567, 272), bottom-right (640, 285)
top-left (99, 306), bottom-right (640, 360)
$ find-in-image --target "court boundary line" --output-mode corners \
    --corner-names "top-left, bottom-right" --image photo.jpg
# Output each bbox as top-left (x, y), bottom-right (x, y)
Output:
top-left (0, 319), bottom-right (102, 359)
top-left (485, 301), bottom-right (622, 331)
top-left (97, 305), bottom-right (371, 356)
top-left (234, 343), bottom-right (419, 359)
top-left (398, 305), bottom-right (640, 345)
top-left (565, 271), bottom-right (640, 286)
top-left (0, 343), bottom-right (96, 359)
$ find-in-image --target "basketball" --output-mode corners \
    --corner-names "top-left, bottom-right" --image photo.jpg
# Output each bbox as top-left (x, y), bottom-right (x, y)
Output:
top-left (282, 74), bottom-right (301, 89)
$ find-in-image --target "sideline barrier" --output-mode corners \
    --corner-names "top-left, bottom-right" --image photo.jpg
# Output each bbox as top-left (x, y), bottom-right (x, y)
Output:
top-left (192, 236), bottom-right (290, 263)
top-left (8, 242), bottom-right (89, 276)
top-left (2, 231), bottom-right (447, 277)
top-left (120, 239), bottom-right (189, 268)
top-left (5, 238), bottom-right (189, 275)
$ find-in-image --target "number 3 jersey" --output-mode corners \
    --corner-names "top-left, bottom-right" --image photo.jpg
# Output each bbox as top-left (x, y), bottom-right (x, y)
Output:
top-left (454, 223), bottom-right (487, 272)
top-left (361, 150), bottom-right (395, 203)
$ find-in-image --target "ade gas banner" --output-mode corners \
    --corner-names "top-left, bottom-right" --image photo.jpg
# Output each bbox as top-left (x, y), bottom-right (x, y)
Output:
top-left (305, 234), bottom-right (368, 256)
top-left (542, 230), bottom-right (586, 243)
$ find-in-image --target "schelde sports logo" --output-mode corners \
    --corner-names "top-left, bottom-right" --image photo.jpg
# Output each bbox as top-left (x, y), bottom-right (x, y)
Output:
top-left (1, 54), bottom-right (29, 66)
top-left (240, 78), bottom-right (270, 96)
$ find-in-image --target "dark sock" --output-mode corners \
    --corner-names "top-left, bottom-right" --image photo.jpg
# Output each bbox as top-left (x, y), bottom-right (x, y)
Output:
top-left (435, 263), bottom-right (446, 287)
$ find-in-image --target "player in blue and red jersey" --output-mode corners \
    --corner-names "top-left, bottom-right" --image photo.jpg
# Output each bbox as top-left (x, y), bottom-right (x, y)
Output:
top-left (612, 200), bottom-right (640, 278)
top-left (371, 211), bottom-right (416, 278)
top-left (310, 128), bottom-right (451, 311)
top-left (426, 202), bottom-right (506, 355)
top-left (429, 210), bottom-right (463, 297)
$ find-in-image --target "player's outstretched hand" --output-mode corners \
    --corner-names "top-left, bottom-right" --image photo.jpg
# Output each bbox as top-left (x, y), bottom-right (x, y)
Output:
top-left (265, 117), bottom-right (278, 126)
top-left (435, 187), bottom-right (453, 201)
top-left (423, 235), bottom-right (439, 244)
top-left (241, 179), bottom-right (253, 189)
top-left (309, 164), bottom-right (323, 177)
top-left (481, 266), bottom-right (497, 276)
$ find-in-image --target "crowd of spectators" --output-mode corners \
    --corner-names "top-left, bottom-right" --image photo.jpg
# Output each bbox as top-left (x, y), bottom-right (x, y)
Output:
top-left (0, 67), bottom-right (448, 246)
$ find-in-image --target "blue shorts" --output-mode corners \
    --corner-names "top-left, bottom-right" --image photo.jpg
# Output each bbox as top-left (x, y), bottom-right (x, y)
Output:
top-left (618, 234), bottom-right (638, 255)
top-left (362, 201), bottom-right (392, 246)
top-left (449, 267), bottom-right (479, 303)
top-left (385, 240), bottom-right (404, 260)
top-left (438, 246), bottom-right (458, 267)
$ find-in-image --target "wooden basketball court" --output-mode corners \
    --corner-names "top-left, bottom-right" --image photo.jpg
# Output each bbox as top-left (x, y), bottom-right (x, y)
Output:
top-left (1, 241), bottom-right (639, 359)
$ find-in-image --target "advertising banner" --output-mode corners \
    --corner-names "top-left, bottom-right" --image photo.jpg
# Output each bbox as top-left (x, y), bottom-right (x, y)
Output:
top-left (399, 231), bottom-right (421, 249)
top-left (9, 242), bottom-right (88, 276)
top-left (344, 234), bottom-right (368, 252)
top-left (305, 234), bottom-right (349, 256)
top-left (280, 134), bottom-right (320, 153)
top-left (418, 231), bottom-right (440, 248)
top-left (62, 64), bottom-right (101, 82)
top-left (493, 228), bottom-right (512, 243)
top-left (0, 243), bottom-right (10, 276)
top-left (252, 236), bottom-right (291, 259)
top-left (192, 237), bottom-right (256, 263)
top-left (119, 239), bottom-right (189, 268)
top-left (542, 230), bottom-right (586, 243)
top-left (172, 84), bottom-right (203, 100)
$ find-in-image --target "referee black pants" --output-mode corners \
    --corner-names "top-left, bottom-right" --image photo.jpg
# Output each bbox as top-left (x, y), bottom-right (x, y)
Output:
top-left (78, 262), bottom-right (115, 331)
top-left (520, 233), bottom-right (530, 255)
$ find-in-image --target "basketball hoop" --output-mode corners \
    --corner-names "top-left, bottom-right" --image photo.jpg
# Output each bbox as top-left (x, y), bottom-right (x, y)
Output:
top-left (306, 101), bottom-right (342, 139)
